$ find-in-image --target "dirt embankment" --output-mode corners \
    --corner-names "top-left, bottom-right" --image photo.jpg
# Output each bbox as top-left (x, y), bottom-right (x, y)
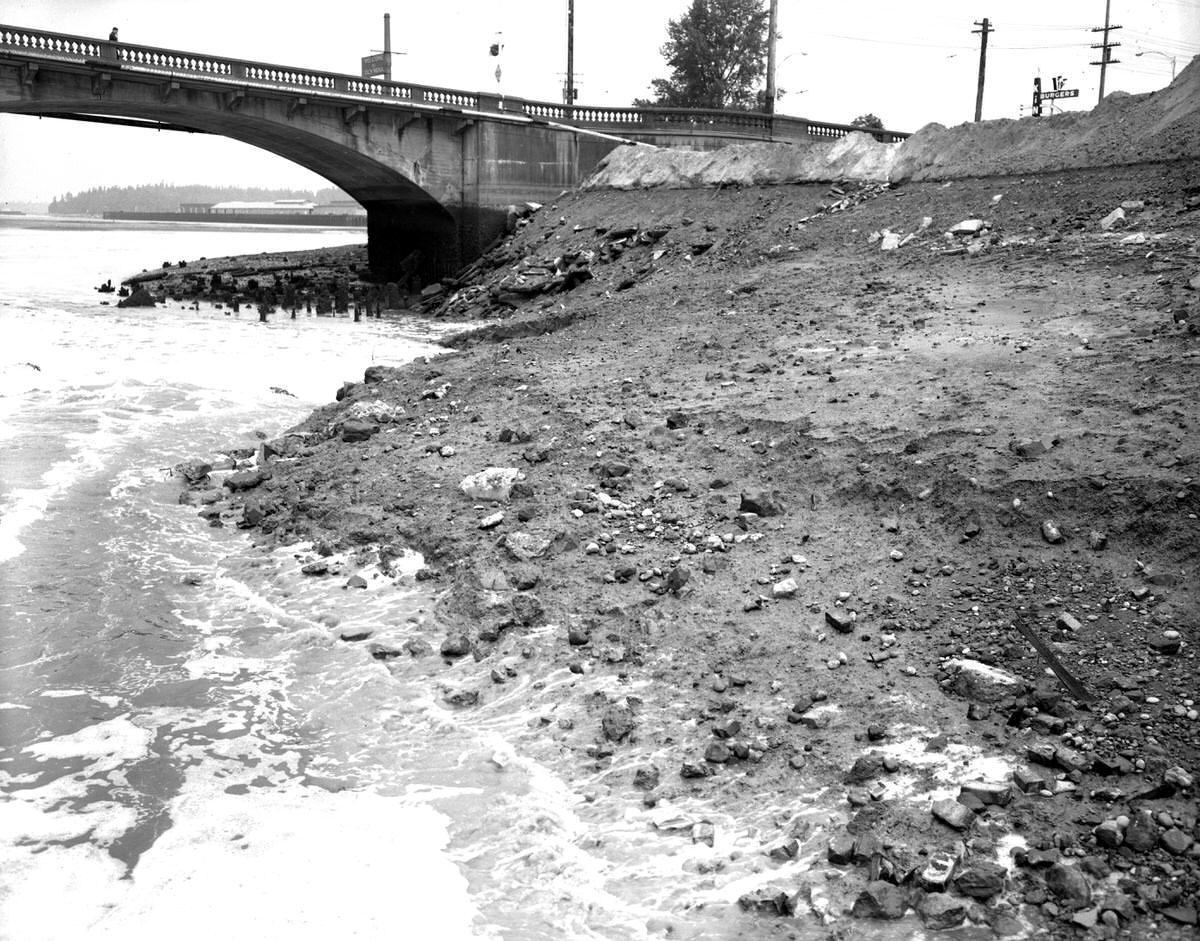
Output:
top-left (179, 157), bottom-right (1200, 938)
top-left (586, 57), bottom-right (1200, 190)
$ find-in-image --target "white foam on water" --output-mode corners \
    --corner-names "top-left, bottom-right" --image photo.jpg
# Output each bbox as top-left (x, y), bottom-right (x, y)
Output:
top-left (86, 782), bottom-right (482, 941)
top-left (0, 441), bottom-right (114, 563)
top-left (0, 702), bottom-right (31, 710)
top-left (23, 715), bottom-right (154, 769)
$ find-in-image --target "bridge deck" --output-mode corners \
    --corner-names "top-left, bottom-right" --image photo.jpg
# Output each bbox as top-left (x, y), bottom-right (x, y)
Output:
top-left (0, 23), bottom-right (910, 144)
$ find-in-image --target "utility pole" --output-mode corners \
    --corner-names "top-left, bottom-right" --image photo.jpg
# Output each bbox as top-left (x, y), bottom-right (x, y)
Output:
top-left (765, 0), bottom-right (779, 115)
top-left (972, 18), bottom-right (993, 122)
top-left (383, 13), bottom-right (392, 81)
top-left (565, 0), bottom-right (576, 108)
top-left (1090, 0), bottom-right (1122, 104)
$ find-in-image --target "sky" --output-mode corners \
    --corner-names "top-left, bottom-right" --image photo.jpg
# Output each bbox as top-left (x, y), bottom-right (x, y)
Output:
top-left (0, 0), bottom-right (1197, 204)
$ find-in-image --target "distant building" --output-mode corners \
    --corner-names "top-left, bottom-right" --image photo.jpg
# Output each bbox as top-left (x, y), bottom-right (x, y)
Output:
top-left (207, 199), bottom-right (317, 215)
top-left (312, 199), bottom-right (367, 217)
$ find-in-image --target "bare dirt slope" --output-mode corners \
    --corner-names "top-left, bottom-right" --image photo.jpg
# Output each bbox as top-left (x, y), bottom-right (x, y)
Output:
top-left (585, 57), bottom-right (1200, 191)
top-left (181, 159), bottom-right (1200, 938)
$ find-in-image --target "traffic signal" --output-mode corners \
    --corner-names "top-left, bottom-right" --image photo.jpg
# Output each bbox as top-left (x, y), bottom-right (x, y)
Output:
top-left (489, 43), bottom-right (500, 56)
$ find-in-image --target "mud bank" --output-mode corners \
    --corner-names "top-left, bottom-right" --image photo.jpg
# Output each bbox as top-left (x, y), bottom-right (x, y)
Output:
top-left (176, 159), bottom-right (1200, 939)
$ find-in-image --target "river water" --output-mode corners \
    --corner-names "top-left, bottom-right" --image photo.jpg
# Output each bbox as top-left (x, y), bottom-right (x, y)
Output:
top-left (0, 219), bottom-right (979, 941)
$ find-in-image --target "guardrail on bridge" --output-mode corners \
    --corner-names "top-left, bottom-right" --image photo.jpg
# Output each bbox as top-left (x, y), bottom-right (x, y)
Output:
top-left (0, 24), bottom-right (911, 144)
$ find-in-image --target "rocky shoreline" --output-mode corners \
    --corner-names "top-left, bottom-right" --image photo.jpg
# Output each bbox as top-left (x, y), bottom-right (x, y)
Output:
top-left (175, 161), bottom-right (1198, 938)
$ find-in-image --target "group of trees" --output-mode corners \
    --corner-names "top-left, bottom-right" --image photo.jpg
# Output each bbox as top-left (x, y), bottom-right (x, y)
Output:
top-left (641, 0), bottom-right (884, 127)
top-left (49, 183), bottom-right (353, 215)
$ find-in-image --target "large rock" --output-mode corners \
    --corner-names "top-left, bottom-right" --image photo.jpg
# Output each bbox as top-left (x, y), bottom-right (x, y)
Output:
top-left (461, 467), bottom-right (521, 502)
top-left (117, 286), bottom-right (156, 308)
top-left (175, 460), bottom-right (212, 484)
top-left (240, 493), bottom-right (276, 526)
top-left (503, 531), bottom-right (553, 562)
top-left (340, 419), bottom-right (379, 443)
top-left (740, 489), bottom-right (786, 516)
top-left (851, 881), bottom-right (908, 919)
top-left (601, 706), bottom-right (635, 743)
top-left (918, 893), bottom-right (967, 929)
top-left (954, 862), bottom-right (1006, 899)
top-left (946, 658), bottom-right (1021, 702)
top-left (931, 798), bottom-right (975, 830)
top-left (223, 467), bottom-right (269, 491)
top-left (341, 398), bottom-right (405, 424)
top-left (1045, 863), bottom-right (1091, 907)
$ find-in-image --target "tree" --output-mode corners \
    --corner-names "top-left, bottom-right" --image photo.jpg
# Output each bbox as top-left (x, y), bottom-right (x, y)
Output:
top-left (640, 0), bottom-right (770, 110)
top-left (851, 113), bottom-right (885, 130)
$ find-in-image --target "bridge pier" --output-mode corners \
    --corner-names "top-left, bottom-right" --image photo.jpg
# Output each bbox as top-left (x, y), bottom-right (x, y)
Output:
top-left (365, 202), bottom-right (459, 285)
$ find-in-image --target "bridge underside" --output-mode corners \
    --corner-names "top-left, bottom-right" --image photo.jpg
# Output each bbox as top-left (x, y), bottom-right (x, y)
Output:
top-left (0, 65), bottom-right (477, 281)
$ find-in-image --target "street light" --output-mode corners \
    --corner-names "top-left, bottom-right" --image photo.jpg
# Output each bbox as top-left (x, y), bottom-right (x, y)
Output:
top-left (1135, 49), bottom-right (1177, 80)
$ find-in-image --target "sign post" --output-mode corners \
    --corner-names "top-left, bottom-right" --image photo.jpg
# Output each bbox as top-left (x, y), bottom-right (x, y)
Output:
top-left (361, 13), bottom-right (393, 81)
top-left (1031, 76), bottom-right (1078, 116)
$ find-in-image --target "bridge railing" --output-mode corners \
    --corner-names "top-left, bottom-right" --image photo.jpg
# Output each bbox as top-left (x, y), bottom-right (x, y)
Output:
top-left (0, 23), bottom-right (910, 142)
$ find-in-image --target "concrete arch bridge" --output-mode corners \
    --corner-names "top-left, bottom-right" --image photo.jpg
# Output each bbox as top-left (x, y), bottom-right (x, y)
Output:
top-left (0, 25), bottom-right (909, 280)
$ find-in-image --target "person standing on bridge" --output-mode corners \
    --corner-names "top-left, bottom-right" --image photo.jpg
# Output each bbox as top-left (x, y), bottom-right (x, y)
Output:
top-left (108, 27), bottom-right (119, 41)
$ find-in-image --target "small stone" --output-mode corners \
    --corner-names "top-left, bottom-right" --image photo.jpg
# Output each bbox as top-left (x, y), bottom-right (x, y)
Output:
top-left (1093, 820), bottom-right (1123, 848)
top-left (704, 742), bottom-right (731, 764)
top-left (479, 511), bottom-right (504, 529)
top-left (444, 687), bottom-right (479, 707)
top-left (440, 634), bottom-right (472, 657)
top-left (827, 832), bottom-right (856, 864)
top-left (692, 822), bottom-right (715, 846)
top-left (1149, 635), bottom-right (1181, 655)
top-left (1056, 612), bottom-right (1083, 632)
top-left (825, 610), bottom-right (854, 633)
top-left (633, 765), bottom-right (660, 790)
top-left (1041, 519), bottom-right (1064, 544)
top-left (1122, 811), bottom-right (1158, 852)
top-left (1163, 766), bottom-right (1194, 789)
top-left (344, 575), bottom-right (368, 590)
top-left (737, 888), bottom-right (794, 916)
top-left (680, 759), bottom-right (711, 779)
top-left (567, 625), bottom-right (591, 646)
top-left (1160, 828), bottom-right (1193, 855)
top-left (1089, 530), bottom-right (1108, 550)
top-left (931, 798), bottom-right (975, 830)
top-left (771, 577), bottom-right (798, 599)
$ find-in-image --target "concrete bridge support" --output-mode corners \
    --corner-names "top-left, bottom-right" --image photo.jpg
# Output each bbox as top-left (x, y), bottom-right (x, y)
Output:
top-left (0, 26), bottom-right (910, 283)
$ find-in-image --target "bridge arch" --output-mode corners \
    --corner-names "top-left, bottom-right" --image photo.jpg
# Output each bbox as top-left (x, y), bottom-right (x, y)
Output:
top-left (1, 25), bottom-right (911, 282)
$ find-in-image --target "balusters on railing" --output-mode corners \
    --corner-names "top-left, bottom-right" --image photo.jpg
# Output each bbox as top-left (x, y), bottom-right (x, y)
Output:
top-left (0, 23), bottom-right (911, 140)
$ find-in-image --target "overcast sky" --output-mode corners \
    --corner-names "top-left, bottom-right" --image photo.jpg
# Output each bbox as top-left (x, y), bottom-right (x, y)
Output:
top-left (1, 0), bottom-right (1196, 203)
